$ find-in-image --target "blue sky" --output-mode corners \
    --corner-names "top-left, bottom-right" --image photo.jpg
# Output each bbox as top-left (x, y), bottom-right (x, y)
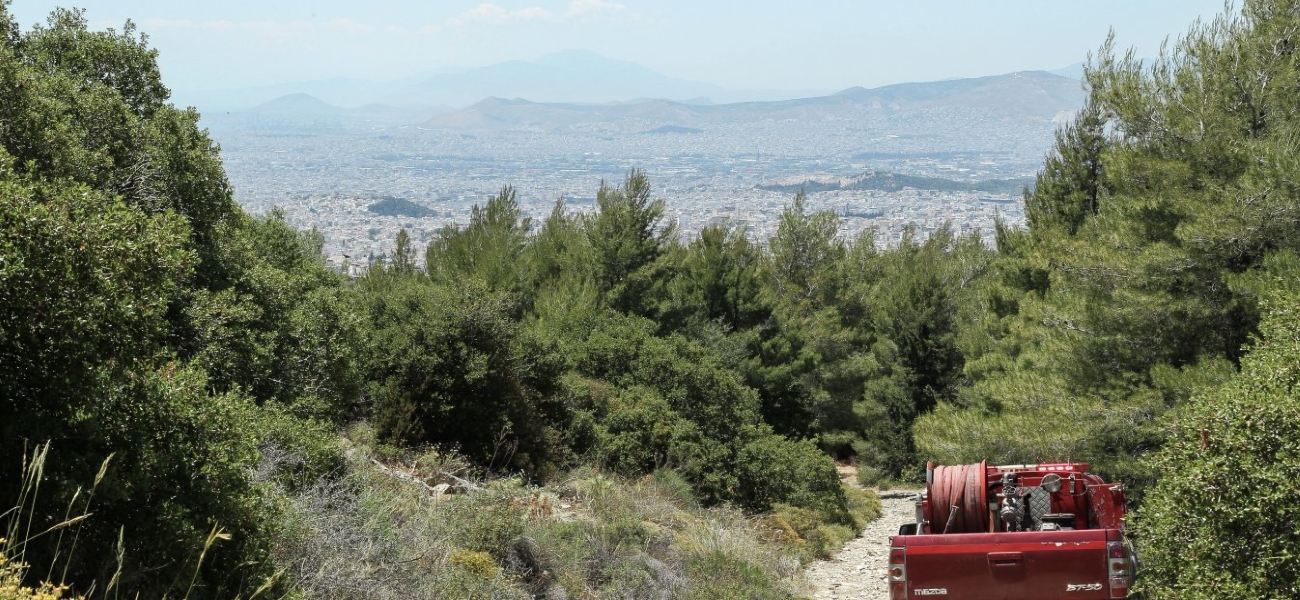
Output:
top-left (11, 1), bottom-right (1229, 94)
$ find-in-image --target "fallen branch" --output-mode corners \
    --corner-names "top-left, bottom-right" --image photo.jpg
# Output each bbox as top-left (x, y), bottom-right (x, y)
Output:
top-left (370, 459), bottom-right (452, 495)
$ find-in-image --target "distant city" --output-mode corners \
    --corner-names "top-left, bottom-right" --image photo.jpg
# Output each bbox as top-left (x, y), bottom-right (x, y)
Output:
top-left (199, 59), bottom-right (1085, 272)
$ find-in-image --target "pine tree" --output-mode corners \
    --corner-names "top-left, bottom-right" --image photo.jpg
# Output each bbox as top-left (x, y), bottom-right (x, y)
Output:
top-left (1026, 98), bottom-right (1107, 238)
top-left (586, 170), bottom-right (678, 315)
top-left (917, 0), bottom-right (1300, 497)
top-left (663, 224), bottom-right (768, 332)
top-left (426, 185), bottom-right (531, 294)
top-left (767, 191), bottom-right (845, 311)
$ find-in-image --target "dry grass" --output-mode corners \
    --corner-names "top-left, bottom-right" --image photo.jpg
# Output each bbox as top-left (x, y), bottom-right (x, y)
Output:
top-left (5, 432), bottom-right (880, 599)
top-left (264, 426), bottom-right (842, 599)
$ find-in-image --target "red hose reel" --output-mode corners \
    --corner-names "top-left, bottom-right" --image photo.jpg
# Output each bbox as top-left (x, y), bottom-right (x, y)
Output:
top-left (926, 460), bottom-right (989, 534)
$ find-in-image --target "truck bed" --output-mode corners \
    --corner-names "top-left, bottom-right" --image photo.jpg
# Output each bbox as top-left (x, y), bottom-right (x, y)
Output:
top-left (891, 528), bottom-right (1121, 599)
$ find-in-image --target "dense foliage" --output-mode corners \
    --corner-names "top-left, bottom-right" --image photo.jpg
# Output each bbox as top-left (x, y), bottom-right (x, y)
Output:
top-left (0, 7), bottom-right (905, 596)
top-left (7, 0), bottom-right (1300, 597)
top-left (1135, 287), bottom-right (1300, 598)
top-left (913, 1), bottom-right (1300, 595)
top-left (0, 6), bottom-right (356, 596)
top-left (916, 0), bottom-right (1300, 490)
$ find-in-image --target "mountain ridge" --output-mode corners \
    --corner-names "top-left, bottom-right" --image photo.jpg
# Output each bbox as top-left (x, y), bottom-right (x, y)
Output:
top-left (418, 70), bottom-right (1085, 133)
top-left (178, 50), bottom-right (1087, 116)
top-left (178, 49), bottom-right (828, 112)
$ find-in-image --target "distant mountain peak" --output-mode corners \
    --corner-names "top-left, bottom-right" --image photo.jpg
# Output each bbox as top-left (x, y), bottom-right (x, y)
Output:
top-left (253, 93), bottom-right (340, 113)
top-left (475, 97), bottom-right (537, 107)
top-left (533, 49), bottom-right (653, 74)
top-left (259, 92), bottom-right (331, 106)
top-left (536, 48), bottom-right (609, 63)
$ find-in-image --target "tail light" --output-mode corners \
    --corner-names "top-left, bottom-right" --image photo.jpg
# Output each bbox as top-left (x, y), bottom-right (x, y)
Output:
top-left (1107, 541), bottom-right (1133, 598)
top-left (888, 545), bottom-right (907, 599)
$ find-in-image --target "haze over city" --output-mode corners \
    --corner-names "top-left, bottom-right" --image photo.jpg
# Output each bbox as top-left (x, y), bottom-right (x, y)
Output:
top-left (15, 1), bottom-right (1224, 103)
top-left (9, 1), bottom-right (1234, 268)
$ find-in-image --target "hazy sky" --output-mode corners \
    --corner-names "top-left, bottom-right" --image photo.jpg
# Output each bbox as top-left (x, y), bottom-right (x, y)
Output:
top-left (12, 1), bottom-right (1229, 94)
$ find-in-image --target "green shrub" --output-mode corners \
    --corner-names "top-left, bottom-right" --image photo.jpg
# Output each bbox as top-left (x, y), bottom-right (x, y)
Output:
top-left (584, 517), bottom-right (657, 590)
top-left (1134, 293), bottom-right (1300, 598)
top-left (756, 513), bottom-right (806, 550)
top-left (252, 403), bottom-right (345, 489)
top-left (453, 493), bottom-right (527, 562)
top-left (6, 367), bottom-right (278, 598)
top-left (362, 277), bottom-right (566, 477)
top-left (844, 487), bottom-right (882, 530)
top-left (651, 468), bottom-right (697, 508)
top-left (760, 486), bottom-right (881, 561)
top-left (448, 549), bottom-right (500, 580)
top-left (856, 465), bottom-right (884, 488)
top-left (735, 434), bottom-right (848, 518)
top-left (597, 387), bottom-right (679, 475)
top-left (684, 552), bottom-right (790, 599)
top-left (769, 504), bottom-right (855, 560)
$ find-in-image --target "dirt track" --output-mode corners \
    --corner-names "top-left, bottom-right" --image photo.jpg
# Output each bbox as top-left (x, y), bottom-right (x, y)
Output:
top-left (801, 470), bottom-right (921, 599)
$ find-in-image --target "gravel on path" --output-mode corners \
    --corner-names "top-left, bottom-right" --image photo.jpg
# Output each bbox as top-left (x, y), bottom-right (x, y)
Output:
top-left (800, 489), bottom-right (921, 600)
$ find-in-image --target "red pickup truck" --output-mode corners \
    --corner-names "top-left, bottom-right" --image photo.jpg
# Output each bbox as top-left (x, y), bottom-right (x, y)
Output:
top-left (887, 462), bottom-right (1135, 599)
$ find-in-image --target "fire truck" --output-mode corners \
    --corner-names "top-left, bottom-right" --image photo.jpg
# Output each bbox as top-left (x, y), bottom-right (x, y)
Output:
top-left (887, 461), bottom-right (1136, 599)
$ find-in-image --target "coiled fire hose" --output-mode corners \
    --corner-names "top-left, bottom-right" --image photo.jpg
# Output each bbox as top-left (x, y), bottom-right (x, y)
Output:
top-left (928, 460), bottom-right (989, 534)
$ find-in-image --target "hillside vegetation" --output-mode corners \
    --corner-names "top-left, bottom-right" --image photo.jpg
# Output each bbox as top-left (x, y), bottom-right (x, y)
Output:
top-left (3, 1), bottom-right (1300, 598)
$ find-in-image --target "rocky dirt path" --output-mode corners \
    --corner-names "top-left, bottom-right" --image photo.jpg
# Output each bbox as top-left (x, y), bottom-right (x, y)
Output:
top-left (801, 467), bottom-right (921, 599)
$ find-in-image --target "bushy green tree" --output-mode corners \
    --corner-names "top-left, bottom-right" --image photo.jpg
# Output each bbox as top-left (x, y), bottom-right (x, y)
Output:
top-left (661, 224), bottom-right (769, 335)
top-left (359, 273), bottom-right (567, 476)
top-left (918, 0), bottom-right (1300, 492)
top-left (0, 169), bottom-right (277, 596)
top-left (523, 198), bottom-right (593, 286)
top-left (1136, 284), bottom-right (1300, 598)
top-left (427, 186), bottom-right (532, 296)
top-left (390, 227), bottom-right (419, 275)
top-left (0, 8), bottom-right (361, 595)
top-left (185, 209), bottom-right (362, 415)
top-left (744, 195), bottom-right (988, 477)
top-left (850, 226), bottom-right (989, 476)
top-left (767, 191), bottom-right (844, 311)
top-left (743, 195), bottom-right (849, 440)
top-left (586, 170), bottom-right (678, 315)
top-left (540, 306), bottom-right (848, 514)
top-left (1026, 99), bottom-right (1107, 238)
top-left (0, 8), bottom-right (238, 286)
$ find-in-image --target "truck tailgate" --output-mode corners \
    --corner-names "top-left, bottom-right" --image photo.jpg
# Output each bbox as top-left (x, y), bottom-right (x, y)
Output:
top-left (900, 529), bottom-right (1113, 599)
